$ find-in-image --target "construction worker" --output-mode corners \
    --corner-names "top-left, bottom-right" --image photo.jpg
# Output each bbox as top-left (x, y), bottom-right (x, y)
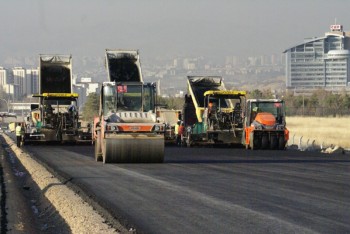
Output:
top-left (208, 101), bottom-right (213, 112)
top-left (174, 120), bottom-right (180, 145)
top-left (35, 115), bottom-right (42, 133)
top-left (178, 122), bottom-right (185, 146)
top-left (15, 123), bottom-right (23, 147)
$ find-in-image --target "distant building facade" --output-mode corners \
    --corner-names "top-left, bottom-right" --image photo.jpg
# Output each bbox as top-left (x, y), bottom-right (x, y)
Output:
top-left (13, 67), bottom-right (26, 98)
top-left (26, 69), bottom-right (39, 95)
top-left (73, 77), bottom-right (99, 108)
top-left (0, 67), bottom-right (8, 89)
top-left (284, 24), bottom-right (350, 93)
top-left (0, 67), bottom-right (16, 98)
top-left (0, 67), bottom-right (39, 100)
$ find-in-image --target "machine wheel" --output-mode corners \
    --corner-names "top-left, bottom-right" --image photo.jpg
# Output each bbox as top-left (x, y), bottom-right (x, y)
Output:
top-left (270, 135), bottom-right (278, 150)
top-left (94, 131), bottom-right (102, 162)
top-left (278, 136), bottom-right (285, 150)
top-left (261, 134), bottom-right (269, 149)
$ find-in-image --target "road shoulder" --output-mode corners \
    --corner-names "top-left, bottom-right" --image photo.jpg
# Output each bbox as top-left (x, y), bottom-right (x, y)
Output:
top-left (0, 133), bottom-right (119, 233)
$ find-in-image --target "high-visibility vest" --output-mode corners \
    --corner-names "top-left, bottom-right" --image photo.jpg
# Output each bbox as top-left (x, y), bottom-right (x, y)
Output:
top-left (15, 126), bottom-right (22, 136)
top-left (174, 124), bottom-right (179, 135)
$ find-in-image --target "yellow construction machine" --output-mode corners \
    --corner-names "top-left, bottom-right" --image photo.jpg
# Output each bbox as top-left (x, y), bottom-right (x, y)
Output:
top-left (23, 55), bottom-right (91, 144)
top-left (181, 76), bottom-right (246, 146)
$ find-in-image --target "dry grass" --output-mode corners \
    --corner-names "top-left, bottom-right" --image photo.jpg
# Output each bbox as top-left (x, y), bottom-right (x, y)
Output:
top-left (287, 116), bottom-right (350, 149)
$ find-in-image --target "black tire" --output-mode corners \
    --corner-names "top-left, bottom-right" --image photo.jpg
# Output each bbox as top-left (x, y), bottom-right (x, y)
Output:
top-left (270, 135), bottom-right (278, 150)
top-left (261, 134), bottom-right (269, 149)
top-left (94, 131), bottom-right (102, 162)
top-left (278, 136), bottom-right (285, 150)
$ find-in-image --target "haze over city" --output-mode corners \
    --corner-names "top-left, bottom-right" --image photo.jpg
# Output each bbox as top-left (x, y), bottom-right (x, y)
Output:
top-left (2, 0), bottom-right (350, 62)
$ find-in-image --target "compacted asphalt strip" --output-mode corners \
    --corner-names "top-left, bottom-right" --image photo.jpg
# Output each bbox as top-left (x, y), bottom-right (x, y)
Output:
top-left (19, 141), bottom-right (350, 234)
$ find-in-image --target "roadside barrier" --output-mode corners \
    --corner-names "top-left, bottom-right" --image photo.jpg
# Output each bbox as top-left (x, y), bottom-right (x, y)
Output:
top-left (287, 134), bottom-right (346, 154)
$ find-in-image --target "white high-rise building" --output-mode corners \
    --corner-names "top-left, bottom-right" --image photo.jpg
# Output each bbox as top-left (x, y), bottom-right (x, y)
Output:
top-left (0, 67), bottom-right (8, 88)
top-left (74, 79), bottom-right (99, 108)
top-left (13, 67), bottom-right (26, 99)
top-left (284, 24), bottom-right (350, 93)
top-left (0, 67), bottom-right (15, 98)
top-left (26, 68), bottom-right (39, 95)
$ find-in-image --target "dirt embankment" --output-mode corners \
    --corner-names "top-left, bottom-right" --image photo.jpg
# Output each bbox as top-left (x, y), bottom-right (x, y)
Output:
top-left (0, 133), bottom-right (122, 233)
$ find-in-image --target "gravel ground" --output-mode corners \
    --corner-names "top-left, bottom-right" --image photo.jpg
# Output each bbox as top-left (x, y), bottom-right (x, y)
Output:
top-left (0, 133), bottom-right (119, 234)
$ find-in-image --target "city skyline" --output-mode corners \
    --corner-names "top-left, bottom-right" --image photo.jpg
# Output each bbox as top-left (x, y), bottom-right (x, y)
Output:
top-left (1, 1), bottom-right (350, 62)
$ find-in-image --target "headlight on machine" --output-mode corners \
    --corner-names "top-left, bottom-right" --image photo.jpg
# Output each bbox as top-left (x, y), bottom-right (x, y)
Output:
top-left (255, 124), bottom-right (263, 130)
top-left (153, 124), bottom-right (165, 133)
top-left (276, 124), bottom-right (285, 130)
top-left (106, 125), bottom-right (119, 132)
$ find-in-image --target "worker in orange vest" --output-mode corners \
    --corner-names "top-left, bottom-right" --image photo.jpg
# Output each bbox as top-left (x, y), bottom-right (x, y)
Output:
top-left (177, 122), bottom-right (185, 146)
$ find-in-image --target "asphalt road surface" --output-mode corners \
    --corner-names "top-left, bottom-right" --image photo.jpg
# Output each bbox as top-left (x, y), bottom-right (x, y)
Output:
top-left (24, 144), bottom-right (350, 234)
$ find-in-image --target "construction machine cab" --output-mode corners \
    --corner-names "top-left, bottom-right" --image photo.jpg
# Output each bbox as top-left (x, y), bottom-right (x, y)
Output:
top-left (203, 90), bottom-right (246, 130)
top-left (246, 100), bottom-right (286, 127)
top-left (116, 83), bottom-right (143, 111)
top-left (101, 82), bottom-right (156, 117)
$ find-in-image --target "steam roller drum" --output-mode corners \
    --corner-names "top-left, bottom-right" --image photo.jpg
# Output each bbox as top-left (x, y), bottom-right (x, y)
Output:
top-left (102, 135), bottom-right (164, 163)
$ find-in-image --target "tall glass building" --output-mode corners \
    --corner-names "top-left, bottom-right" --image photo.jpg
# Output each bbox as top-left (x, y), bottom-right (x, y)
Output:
top-left (284, 24), bottom-right (350, 93)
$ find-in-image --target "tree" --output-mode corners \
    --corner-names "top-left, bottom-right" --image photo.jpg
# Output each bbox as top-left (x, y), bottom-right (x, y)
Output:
top-left (325, 93), bottom-right (344, 117)
top-left (248, 89), bottom-right (263, 99)
top-left (81, 93), bottom-right (99, 121)
top-left (158, 96), bottom-right (184, 110)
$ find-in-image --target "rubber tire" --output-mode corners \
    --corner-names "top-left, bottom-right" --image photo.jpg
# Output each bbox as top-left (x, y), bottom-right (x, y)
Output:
top-left (278, 136), bottom-right (285, 150)
top-left (94, 131), bottom-right (103, 162)
top-left (261, 134), bottom-right (269, 149)
top-left (270, 135), bottom-right (278, 150)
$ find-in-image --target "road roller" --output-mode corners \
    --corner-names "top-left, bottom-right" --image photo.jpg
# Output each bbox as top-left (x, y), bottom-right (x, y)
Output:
top-left (93, 49), bottom-right (165, 163)
top-left (242, 99), bottom-right (289, 150)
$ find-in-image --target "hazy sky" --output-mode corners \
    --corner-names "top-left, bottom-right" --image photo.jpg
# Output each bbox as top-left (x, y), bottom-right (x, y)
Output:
top-left (1, 0), bottom-right (350, 61)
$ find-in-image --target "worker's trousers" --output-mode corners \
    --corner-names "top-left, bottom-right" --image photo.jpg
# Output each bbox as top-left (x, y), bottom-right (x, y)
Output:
top-left (16, 136), bottom-right (21, 147)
